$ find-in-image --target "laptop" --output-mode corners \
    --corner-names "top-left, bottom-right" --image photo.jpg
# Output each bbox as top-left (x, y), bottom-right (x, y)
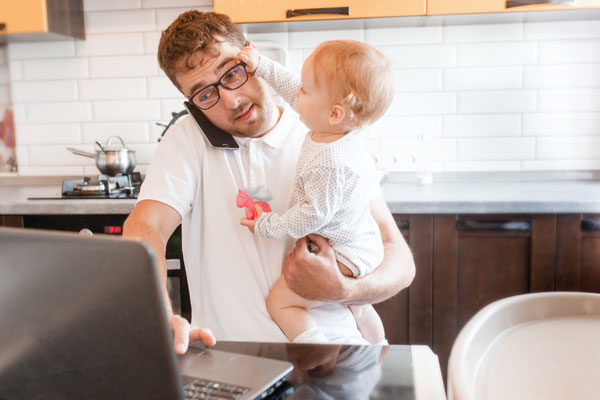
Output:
top-left (0, 227), bottom-right (293, 399)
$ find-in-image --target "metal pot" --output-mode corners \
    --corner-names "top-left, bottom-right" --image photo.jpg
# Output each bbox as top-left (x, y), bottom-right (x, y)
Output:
top-left (67, 136), bottom-right (136, 176)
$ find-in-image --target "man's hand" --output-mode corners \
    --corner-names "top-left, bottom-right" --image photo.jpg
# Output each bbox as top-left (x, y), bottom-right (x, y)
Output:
top-left (237, 41), bottom-right (260, 74)
top-left (240, 204), bottom-right (264, 233)
top-left (169, 313), bottom-right (216, 355)
top-left (283, 234), bottom-right (348, 302)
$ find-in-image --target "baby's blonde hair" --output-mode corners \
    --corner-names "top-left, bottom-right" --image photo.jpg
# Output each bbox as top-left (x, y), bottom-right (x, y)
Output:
top-left (309, 40), bottom-right (395, 128)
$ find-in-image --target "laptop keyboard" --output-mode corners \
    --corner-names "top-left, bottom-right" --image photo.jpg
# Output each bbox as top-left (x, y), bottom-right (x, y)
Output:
top-left (184, 379), bottom-right (250, 399)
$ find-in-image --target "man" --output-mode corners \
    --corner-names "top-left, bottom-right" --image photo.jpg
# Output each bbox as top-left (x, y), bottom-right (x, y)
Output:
top-left (123, 10), bottom-right (415, 354)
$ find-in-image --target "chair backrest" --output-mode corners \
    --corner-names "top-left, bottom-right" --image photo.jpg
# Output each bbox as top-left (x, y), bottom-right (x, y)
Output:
top-left (447, 291), bottom-right (600, 400)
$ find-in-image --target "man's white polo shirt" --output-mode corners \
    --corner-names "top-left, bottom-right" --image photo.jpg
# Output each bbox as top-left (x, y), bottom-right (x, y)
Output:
top-left (138, 104), bottom-right (372, 343)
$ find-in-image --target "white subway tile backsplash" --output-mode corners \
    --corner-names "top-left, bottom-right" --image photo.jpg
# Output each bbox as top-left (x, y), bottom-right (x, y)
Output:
top-left (83, 0), bottom-right (142, 11)
top-left (17, 123), bottom-right (82, 145)
top-left (8, 41), bottom-right (75, 60)
top-left (29, 144), bottom-right (96, 166)
top-left (539, 39), bottom-right (600, 64)
top-left (89, 55), bottom-right (158, 78)
top-left (75, 33), bottom-right (145, 57)
top-left (23, 58), bottom-right (89, 80)
top-left (524, 64), bottom-right (600, 89)
top-left (11, 104), bottom-right (26, 123)
top-left (444, 23), bottom-right (523, 43)
top-left (389, 92), bottom-right (457, 115)
top-left (156, 7), bottom-right (212, 31)
top-left (15, 145), bottom-right (29, 166)
top-left (365, 26), bottom-right (442, 46)
top-left (523, 159), bottom-right (600, 171)
top-left (9, 61), bottom-right (22, 81)
top-left (524, 19), bottom-right (600, 40)
top-left (523, 112), bottom-right (600, 135)
top-left (444, 114), bottom-right (522, 137)
top-left (142, 0), bottom-right (212, 8)
top-left (82, 122), bottom-right (150, 143)
top-left (537, 136), bottom-right (600, 159)
top-left (444, 160), bottom-right (521, 172)
top-left (93, 100), bottom-right (161, 121)
top-left (458, 137), bottom-right (535, 160)
top-left (458, 90), bottom-right (537, 113)
top-left (85, 10), bottom-right (155, 34)
top-left (12, 80), bottom-right (79, 103)
top-left (385, 44), bottom-right (457, 68)
top-left (27, 102), bottom-right (93, 123)
top-left (80, 78), bottom-right (147, 100)
top-left (539, 89), bottom-right (600, 112)
top-left (18, 165), bottom-right (85, 176)
top-left (367, 115), bottom-right (443, 139)
top-left (444, 67), bottom-right (522, 91)
top-left (148, 76), bottom-right (184, 98)
top-left (290, 30), bottom-right (364, 48)
top-left (127, 142), bottom-right (159, 164)
top-left (0, 86), bottom-right (10, 105)
top-left (0, 66), bottom-right (9, 85)
top-left (246, 33), bottom-right (290, 49)
top-left (161, 99), bottom-right (186, 120)
top-left (396, 69), bottom-right (443, 92)
top-left (144, 32), bottom-right (161, 54)
top-left (458, 42), bottom-right (537, 66)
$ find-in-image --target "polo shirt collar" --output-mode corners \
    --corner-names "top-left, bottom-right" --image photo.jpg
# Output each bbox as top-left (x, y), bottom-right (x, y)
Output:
top-left (235, 104), bottom-right (294, 149)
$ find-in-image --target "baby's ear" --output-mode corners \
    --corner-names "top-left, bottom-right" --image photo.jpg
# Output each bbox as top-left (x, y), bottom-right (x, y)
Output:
top-left (328, 104), bottom-right (346, 126)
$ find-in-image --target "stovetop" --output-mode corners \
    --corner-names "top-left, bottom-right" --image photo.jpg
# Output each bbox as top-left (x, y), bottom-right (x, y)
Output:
top-left (28, 173), bottom-right (142, 200)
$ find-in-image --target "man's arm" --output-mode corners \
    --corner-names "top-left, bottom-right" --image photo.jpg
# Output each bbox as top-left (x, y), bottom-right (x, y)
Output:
top-left (282, 194), bottom-right (415, 305)
top-left (123, 199), bottom-right (215, 352)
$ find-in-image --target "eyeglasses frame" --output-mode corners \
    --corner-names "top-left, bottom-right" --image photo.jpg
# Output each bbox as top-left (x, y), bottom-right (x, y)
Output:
top-left (188, 62), bottom-right (249, 111)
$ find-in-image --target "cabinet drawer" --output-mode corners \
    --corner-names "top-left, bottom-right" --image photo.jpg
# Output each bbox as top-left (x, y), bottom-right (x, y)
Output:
top-left (427, 0), bottom-right (600, 15)
top-left (214, 0), bottom-right (425, 23)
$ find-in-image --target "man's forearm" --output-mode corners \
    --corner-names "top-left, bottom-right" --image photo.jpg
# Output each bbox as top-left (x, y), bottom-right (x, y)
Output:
top-left (342, 238), bottom-right (415, 305)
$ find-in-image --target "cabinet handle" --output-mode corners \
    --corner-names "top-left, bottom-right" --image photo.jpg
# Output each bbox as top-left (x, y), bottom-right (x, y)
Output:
top-left (286, 7), bottom-right (350, 18)
top-left (582, 219), bottom-right (600, 232)
top-left (457, 220), bottom-right (532, 231)
top-left (395, 219), bottom-right (410, 230)
top-left (506, 0), bottom-right (574, 8)
top-left (0, 23), bottom-right (6, 32)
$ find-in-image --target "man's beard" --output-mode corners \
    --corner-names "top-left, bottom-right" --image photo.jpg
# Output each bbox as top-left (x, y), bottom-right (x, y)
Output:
top-left (229, 97), bottom-right (277, 138)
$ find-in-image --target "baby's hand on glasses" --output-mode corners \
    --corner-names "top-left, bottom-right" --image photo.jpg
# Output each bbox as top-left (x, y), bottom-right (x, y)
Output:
top-left (237, 41), bottom-right (260, 74)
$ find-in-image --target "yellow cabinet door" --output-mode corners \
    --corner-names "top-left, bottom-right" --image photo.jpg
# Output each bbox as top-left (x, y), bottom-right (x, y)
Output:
top-left (214, 0), bottom-right (425, 23)
top-left (0, 0), bottom-right (48, 34)
top-left (428, 0), bottom-right (600, 15)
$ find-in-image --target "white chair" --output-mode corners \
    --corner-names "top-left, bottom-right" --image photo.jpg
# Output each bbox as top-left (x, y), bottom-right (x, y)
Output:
top-left (447, 292), bottom-right (600, 400)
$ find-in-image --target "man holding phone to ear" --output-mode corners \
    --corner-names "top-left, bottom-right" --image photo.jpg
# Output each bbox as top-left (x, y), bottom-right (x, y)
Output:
top-left (123, 10), bottom-right (415, 353)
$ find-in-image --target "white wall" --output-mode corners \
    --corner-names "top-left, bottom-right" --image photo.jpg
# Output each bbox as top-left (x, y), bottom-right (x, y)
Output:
top-left (6, 0), bottom-right (600, 176)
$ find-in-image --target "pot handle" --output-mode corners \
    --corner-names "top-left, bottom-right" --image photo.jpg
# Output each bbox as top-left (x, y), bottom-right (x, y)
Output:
top-left (67, 147), bottom-right (96, 158)
top-left (106, 136), bottom-right (126, 149)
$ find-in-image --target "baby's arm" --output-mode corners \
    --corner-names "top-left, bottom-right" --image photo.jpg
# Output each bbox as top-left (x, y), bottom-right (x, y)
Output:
top-left (255, 167), bottom-right (343, 240)
top-left (237, 42), bottom-right (300, 110)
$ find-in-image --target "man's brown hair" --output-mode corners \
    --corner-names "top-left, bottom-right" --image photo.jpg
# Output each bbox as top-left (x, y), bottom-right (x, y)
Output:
top-left (157, 11), bottom-right (246, 90)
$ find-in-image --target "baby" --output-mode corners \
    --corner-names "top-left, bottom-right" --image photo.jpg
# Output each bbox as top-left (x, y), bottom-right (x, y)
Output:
top-left (239, 40), bottom-right (395, 344)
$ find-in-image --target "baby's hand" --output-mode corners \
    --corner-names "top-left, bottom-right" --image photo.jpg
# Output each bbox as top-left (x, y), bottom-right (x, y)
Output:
top-left (237, 41), bottom-right (260, 74)
top-left (240, 217), bottom-right (256, 233)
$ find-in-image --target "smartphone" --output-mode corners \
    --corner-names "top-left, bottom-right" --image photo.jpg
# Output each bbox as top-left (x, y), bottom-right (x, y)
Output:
top-left (183, 101), bottom-right (239, 149)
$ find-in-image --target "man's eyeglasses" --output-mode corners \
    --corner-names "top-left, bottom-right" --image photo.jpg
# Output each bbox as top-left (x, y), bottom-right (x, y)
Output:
top-left (189, 63), bottom-right (249, 110)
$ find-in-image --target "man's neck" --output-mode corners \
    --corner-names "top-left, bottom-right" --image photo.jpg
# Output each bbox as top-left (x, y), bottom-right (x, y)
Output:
top-left (254, 104), bottom-right (283, 139)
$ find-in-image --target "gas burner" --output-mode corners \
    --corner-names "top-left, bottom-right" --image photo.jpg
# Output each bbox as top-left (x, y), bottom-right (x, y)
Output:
top-left (61, 173), bottom-right (142, 199)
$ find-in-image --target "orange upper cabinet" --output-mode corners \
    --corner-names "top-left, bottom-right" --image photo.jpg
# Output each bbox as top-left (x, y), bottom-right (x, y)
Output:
top-left (427, 0), bottom-right (600, 15)
top-left (0, 0), bottom-right (84, 41)
top-left (214, 0), bottom-right (426, 23)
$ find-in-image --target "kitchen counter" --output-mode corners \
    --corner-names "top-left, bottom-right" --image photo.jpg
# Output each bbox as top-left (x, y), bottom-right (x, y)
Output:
top-left (1, 173), bottom-right (599, 215)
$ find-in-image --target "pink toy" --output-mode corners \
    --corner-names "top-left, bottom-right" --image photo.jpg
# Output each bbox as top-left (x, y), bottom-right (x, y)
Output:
top-left (236, 189), bottom-right (272, 220)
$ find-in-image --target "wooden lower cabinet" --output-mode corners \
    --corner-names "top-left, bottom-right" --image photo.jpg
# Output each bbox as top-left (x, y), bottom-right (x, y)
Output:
top-left (381, 213), bottom-right (567, 381)
top-left (0, 215), bottom-right (23, 227)
top-left (374, 214), bottom-right (433, 347)
top-left (556, 214), bottom-right (600, 292)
